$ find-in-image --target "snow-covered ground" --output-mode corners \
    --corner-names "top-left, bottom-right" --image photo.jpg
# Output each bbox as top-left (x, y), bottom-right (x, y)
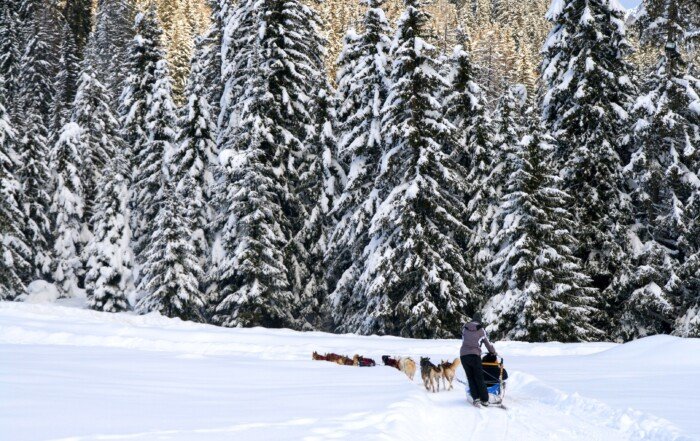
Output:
top-left (1, 302), bottom-right (698, 441)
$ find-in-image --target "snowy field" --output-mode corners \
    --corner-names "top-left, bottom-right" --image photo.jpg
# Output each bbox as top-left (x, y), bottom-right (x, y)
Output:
top-left (1, 301), bottom-right (699, 441)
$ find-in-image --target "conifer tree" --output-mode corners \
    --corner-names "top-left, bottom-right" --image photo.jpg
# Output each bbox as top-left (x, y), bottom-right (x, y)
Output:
top-left (217, 0), bottom-right (242, 132)
top-left (0, 76), bottom-right (30, 299)
top-left (484, 127), bottom-right (600, 342)
top-left (71, 62), bottom-right (121, 224)
top-left (132, 59), bottom-right (177, 259)
top-left (443, 30), bottom-right (494, 282)
top-left (18, 1), bottom-right (63, 111)
top-left (483, 84), bottom-right (529, 268)
top-left (135, 177), bottom-right (205, 322)
top-left (541, 0), bottom-right (636, 316)
top-left (344, 0), bottom-right (474, 338)
top-left (332, 30), bottom-right (362, 150)
top-left (295, 87), bottom-right (346, 327)
top-left (198, 1), bottom-right (225, 127)
top-left (210, 0), bottom-right (326, 328)
top-left (626, 0), bottom-right (700, 338)
top-left (16, 9), bottom-right (56, 280)
top-left (489, 84), bottom-right (529, 208)
top-left (209, 122), bottom-right (295, 327)
top-left (51, 22), bottom-right (81, 137)
top-left (85, 152), bottom-right (133, 313)
top-left (119, 5), bottom-right (164, 170)
top-left (63, 0), bottom-right (92, 54)
top-left (169, 9), bottom-right (194, 100)
top-left (49, 122), bottom-right (86, 296)
top-left (89, 0), bottom-right (136, 92)
top-left (171, 41), bottom-right (217, 272)
top-left (0, 0), bottom-right (22, 110)
top-left (327, 0), bottom-right (392, 321)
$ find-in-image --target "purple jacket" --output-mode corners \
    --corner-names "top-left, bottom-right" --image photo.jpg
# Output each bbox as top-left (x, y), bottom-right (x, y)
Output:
top-left (460, 321), bottom-right (496, 357)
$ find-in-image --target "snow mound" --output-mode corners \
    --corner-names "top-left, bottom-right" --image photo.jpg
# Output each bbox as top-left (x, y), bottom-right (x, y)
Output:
top-left (588, 334), bottom-right (700, 363)
top-left (23, 281), bottom-right (60, 304)
top-left (509, 372), bottom-right (692, 441)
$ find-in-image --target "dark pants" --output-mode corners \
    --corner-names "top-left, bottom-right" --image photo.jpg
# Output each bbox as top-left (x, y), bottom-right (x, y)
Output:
top-left (461, 354), bottom-right (489, 402)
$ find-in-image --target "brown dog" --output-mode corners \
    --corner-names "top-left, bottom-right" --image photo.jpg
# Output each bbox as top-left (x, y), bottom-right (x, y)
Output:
top-left (420, 357), bottom-right (442, 392)
top-left (382, 355), bottom-right (401, 370)
top-left (312, 351), bottom-right (328, 361)
top-left (336, 355), bottom-right (354, 366)
top-left (325, 353), bottom-right (342, 363)
top-left (353, 354), bottom-right (376, 367)
top-left (439, 358), bottom-right (461, 390)
top-left (398, 357), bottom-right (417, 381)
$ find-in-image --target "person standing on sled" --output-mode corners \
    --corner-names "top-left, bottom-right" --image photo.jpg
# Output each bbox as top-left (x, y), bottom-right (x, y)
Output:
top-left (460, 312), bottom-right (497, 406)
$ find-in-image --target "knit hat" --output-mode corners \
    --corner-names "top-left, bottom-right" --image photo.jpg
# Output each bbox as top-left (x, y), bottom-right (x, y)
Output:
top-left (472, 312), bottom-right (482, 323)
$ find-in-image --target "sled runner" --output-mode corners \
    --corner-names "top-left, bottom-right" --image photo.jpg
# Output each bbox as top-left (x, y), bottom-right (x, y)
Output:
top-left (463, 355), bottom-right (508, 408)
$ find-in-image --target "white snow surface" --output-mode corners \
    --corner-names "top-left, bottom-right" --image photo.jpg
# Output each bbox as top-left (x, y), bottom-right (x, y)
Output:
top-left (1, 302), bottom-right (699, 441)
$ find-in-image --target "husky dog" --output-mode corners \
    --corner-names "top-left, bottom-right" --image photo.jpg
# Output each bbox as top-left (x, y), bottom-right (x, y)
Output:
top-left (420, 357), bottom-right (442, 392)
top-left (382, 355), bottom-right (401, 370)
top-left (398, 357), bottom-right (417, 381)
top-left (312, 351), bottom-right (328, 361)
top-left (353, 354), bottom-right (376, 367)
top-left (336, 355), bottom-right (354, 366)
top-left (323, 353), bottom-right (343, 363)
top-left (439, 358), bottom-right (461, 390)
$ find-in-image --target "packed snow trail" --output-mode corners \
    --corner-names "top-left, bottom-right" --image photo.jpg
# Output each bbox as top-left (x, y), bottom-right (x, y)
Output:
top-left (0, 303), bottom-right (697, 441)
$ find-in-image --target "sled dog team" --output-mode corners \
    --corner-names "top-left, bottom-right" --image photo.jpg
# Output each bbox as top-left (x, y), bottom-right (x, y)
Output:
top-left (311, 351), bottom-right (457, 391)
top-left (311, 315), bottom-right (501, 406)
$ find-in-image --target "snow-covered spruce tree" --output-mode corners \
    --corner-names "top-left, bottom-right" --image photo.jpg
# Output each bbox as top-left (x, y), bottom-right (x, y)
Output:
top-left (332, 30), bottom-right (362, 158)
top-left (484, 127), bottom-right (600, 342)
top-left (49, 122), bottom-right (86, 297)
top-left (200, 0), bottom-right (226, 124)
top-left (482, 84), bottom-right (530, 280)
top-left (209, 114), bottom-right (295, 327)
top-left (621, 0), bottom-right (700, 339)
top-left (168, 10), bottom-right (194, 101)
top-left (171, 40), bottom-right (217, 275)
top-left (132, 59), bottom-right (177, 262)
top-left (341, 0), bottom-right (474, 338)
top-left (488, 84), bottom-right (529, 220)
top-left (119, 5), bottom-right (164, 172)
top-left (0, 0), bottom-right (22, 110)
top-left (443, 29), bottom-right (495, 286)
top-left (53, 0), bottom-right (93, 135)
top-left (85, 151), bottom-right (133, 313)
top-left (327, 0), bottom-right (392, 325)
top-left (294, 87), bottom-right (346, 328)
top-left (541, 0), bottom-right (636, 328)
top-left (220, 0), bottom-right (253, 133)
top-left (88, 0), bottom-right (135, 93)
top-left (210, 0), bottom-right (325, 328)
top-left (135, 176), bottom-right (205, 322)
top-left (0, 75), bottom-right (30, 299)
top-left (18, 1), bottom-right (62, 112)
top-left (51, 22), bottom-right (81, 139)
top-left (71, 61), bottom-right (121, 224)
top-left (16, 8), bottom-right (57, 281)
top-left (286, 8), bottom-right (334, 317)
top-left (621, 54), bottom-right (700, 339)
top-left (62, 0), bottom-right (92, 54)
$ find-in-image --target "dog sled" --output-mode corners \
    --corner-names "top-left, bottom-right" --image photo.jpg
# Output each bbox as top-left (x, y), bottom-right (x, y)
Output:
top-left (461, 354), bottom-right (508, 409)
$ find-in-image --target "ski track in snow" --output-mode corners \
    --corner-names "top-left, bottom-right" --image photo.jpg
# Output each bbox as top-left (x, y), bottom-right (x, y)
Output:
top-left (0, 302), bottom-right (697, 441)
